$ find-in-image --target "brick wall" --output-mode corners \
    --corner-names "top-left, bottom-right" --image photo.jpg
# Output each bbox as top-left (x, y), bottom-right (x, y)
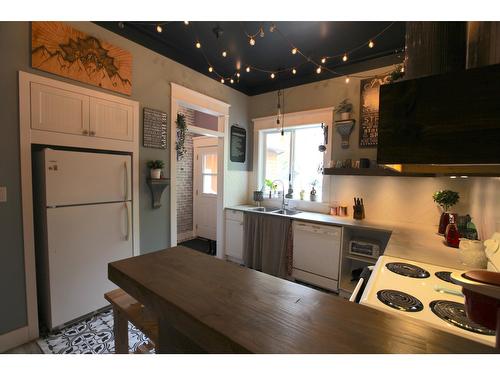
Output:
top-left (177, 106), bottom-right (195, 241)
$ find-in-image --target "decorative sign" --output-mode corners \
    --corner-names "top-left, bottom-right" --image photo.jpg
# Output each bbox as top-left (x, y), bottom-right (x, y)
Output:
top-left (31, 22), bottom-right (132, 95)
top-left (143, 108), bottom-right (167, 149)
top-left (230, 125), bottom-right (246, 163)
top-left (359, 75), bottom-right (391, 148)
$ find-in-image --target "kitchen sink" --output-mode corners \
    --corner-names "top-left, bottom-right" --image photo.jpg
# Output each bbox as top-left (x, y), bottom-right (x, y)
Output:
top-left (248, 206), bottom-right (273, 212)
top-left (271, 209), bottom-right (302, 216)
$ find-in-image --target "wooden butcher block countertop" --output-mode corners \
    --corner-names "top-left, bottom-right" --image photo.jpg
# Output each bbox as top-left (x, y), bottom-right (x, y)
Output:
top-left (108, 246), bottom-right (498, 354)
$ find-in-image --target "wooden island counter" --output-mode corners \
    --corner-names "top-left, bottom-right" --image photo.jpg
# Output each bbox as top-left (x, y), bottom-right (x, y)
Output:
top-left (108, 246), bottom-right (498, 354)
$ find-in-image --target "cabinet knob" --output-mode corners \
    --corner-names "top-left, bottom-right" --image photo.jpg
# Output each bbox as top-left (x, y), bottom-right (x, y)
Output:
top-left (89, 131), bottom-right (96, 136)
top-left (82, 129), bottom-right (89, 135)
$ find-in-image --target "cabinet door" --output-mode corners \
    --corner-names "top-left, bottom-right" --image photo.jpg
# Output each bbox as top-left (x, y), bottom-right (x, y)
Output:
top-left (31, 82), bottom-right (90, 136)
top-left (90, 97), bottom-right (134, 141)
top-left (225, 219), bottom-right (244, 261)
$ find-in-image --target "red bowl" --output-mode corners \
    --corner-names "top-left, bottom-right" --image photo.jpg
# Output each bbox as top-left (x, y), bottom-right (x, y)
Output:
top-left (463, 288), bottom-right (500, 330)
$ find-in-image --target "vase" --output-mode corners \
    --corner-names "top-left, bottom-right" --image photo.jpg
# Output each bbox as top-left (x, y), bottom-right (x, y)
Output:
top-left (310, 187), bottom-right (317, 202)
top-left (438, 212), bottom-right (457, 235)
top-left (150, 168), bottom-right (162, 179)
top-left (445, 215), bottom-right (460, 248)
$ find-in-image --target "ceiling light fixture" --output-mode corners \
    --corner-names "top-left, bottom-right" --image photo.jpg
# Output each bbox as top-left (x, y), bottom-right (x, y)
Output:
top-left (156, 24), bottom-right (163, 33)
top-left (195, 41), bottom-right (201, 49)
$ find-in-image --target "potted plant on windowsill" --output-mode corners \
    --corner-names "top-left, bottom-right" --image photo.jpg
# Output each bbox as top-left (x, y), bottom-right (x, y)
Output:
top-left (264, 179), bottom-right (277, 199)
top-left (147, 160), bottom-right (165, 179)
top-left (433, 190), bottom-right (460, 235)
top-left (335, 99), bottom-right (353, 121)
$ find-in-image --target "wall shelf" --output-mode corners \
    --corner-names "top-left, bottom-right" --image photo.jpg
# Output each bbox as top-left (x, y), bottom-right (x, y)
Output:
top-left (147, 178), bottom-right (170, 208)
top-left (323, 167), bottom-right (436, 177)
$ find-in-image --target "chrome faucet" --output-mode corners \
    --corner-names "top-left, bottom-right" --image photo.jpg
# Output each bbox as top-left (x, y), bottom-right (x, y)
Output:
top-left (272, 179), bottom-right (288, 211)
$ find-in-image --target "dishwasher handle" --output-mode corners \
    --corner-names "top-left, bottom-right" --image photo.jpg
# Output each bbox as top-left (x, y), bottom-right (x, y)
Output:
top-left (294, 222), bottom-right (340, 236)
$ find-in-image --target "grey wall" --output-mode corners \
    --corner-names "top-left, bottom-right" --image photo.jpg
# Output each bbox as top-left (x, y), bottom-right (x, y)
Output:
top-left (0, 21), bottom-right (250, 335)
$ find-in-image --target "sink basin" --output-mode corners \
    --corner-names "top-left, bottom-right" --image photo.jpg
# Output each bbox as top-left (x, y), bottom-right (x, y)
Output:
top-left (271, 209), bottom-right (302, 216)
top-left (248, 206), bottom-right (273, 212)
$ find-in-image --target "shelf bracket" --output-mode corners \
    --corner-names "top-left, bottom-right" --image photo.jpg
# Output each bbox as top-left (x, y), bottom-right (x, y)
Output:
top-left (147, 178), bottom-right (170, 208)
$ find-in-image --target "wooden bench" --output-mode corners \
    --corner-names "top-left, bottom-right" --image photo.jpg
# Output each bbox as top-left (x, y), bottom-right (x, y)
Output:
top-left (104, 289), bottom-right (158, 354)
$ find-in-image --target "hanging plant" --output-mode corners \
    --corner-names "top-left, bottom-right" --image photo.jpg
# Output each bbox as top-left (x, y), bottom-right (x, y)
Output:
top-left (176, 113), bottom-right (187, 160)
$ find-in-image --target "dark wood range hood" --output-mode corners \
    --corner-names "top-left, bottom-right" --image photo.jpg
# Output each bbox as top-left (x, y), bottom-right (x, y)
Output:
top-left (378, 22), bottom-right (500, 174)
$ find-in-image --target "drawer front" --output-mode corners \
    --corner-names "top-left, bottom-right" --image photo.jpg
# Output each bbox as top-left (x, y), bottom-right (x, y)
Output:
top-left (225, 209), bottom-right (244, 222)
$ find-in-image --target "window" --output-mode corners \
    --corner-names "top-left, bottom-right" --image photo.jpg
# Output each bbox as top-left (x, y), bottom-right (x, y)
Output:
top-left (202, 151), bottom-right (218, 194)
top-left (263, 125), bottom-right (324, 201)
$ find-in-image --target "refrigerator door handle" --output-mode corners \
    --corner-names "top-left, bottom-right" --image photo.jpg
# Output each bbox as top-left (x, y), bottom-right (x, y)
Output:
top-left (124, 161), bottom-right (129, 201)
top-left (124, 202), bottom-right (131, 241)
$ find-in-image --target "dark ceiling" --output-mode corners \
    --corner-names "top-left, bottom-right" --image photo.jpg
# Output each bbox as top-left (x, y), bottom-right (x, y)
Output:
top-left (96, 21), bottom-right (406, 96)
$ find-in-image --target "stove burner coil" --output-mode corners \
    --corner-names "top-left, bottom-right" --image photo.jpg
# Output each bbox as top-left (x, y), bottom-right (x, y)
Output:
top-left (435, 271), bottom-right (456, 284)
top-left (430, 300), bottom-right (496, 336)
top-left (377, 289), bottom-right (424, 312)
top-left (386, 262), bottom-right (430, 278)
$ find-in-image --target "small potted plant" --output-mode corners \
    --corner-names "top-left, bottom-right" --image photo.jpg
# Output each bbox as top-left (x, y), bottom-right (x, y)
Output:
top-left (433, 190), bottom-right (460, 235)
top-left (147, 160), bottom-right (165, 179)
top-left (310, 180), bottom-right (318, 202)
top-left (335, 99), bottom-right (353, 121)
top-left (264, 179), bottom-right (277, 199)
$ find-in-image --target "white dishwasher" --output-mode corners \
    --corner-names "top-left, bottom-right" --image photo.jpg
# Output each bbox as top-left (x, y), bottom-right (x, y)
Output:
top-left (292, 221), bottom-right (342, 291)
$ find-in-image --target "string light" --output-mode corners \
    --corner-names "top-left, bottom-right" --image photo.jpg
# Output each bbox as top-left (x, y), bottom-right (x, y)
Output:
top-left (208, 66), bottom-right (213, 72)
top-left (270, 73), bottom-right (276, 79)
top-left (321, 57), bottom-right (326, 64)
top-left (249, 37), bottom-right (256, 46)
top-left (236, 72), bottom-right (241, 78)
top-left (292, 68), bottom-right (297, 75)
top-left (156, 24), bottom-right (163, 33)
top-left (220, 78), bottom-right (225, 83)
top-left (345, 76), bottom-right (350, 84)
top-left (230, 78), bottom-right (234, 84)
top-left (184, 21), bottom-right (189, 25)
top-left (342, 53), bottom-right (348, 62)
top-left (291, 47), bottom-right (297, 55)
top-left (368, 40), bottom-right (374, 48)
top-left (269, 24), bottom-right (277, 33)
top-left (246, 66), bottom-right (251, 73)
top-left (222, 51), bottom-right (227, 57)
top-left (195, 41), bottom-right (201, 49)
top-left (259, 27), bottom-right (265, 38)
top-left (316, 66), bottom-right (322, 74)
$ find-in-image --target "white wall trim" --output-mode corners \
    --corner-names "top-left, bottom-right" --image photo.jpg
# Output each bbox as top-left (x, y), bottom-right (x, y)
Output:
top-left (252, 106), bottom-right (335, 123)
top-left (16, 71), bottom-right (141, 346)
top-left (170, 83), bottom-right (230, 259)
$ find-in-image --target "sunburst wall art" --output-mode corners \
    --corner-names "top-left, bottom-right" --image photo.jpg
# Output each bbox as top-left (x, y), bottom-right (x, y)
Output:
top-left (31, 22), bottom-right (132, 95)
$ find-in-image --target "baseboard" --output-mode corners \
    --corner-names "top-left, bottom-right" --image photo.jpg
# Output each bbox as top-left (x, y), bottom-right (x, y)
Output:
top-left (0, 326), bottom-right (31, 353)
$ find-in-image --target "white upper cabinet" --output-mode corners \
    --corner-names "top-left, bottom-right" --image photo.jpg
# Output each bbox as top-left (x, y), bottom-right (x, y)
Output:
top-left (31, 82), bottom-right (90, 136)
top-left (30, 82), bottom-right (134, 142)
top-left (89, 97), bottom-right (134, 141)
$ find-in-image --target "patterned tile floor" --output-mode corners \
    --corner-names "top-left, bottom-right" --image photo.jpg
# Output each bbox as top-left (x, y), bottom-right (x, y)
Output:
top-left (37, 309), bottom-right (150, 354)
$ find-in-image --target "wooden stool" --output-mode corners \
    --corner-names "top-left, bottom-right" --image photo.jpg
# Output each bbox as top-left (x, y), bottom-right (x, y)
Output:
top-left (104, 289), bottom-right (159, 354)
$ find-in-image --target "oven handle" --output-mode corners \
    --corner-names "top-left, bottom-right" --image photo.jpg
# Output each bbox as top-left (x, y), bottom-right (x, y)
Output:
top-left (349, 278), bottom-right (365, 302)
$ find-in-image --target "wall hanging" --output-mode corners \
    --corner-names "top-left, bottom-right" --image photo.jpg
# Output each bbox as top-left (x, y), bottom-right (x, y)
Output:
top-left (143, 108), bottom-right (167, 149)
top-left (230, 125), bottom-right (246, 163)
top-left (31, 22), bottom-right (132, 95)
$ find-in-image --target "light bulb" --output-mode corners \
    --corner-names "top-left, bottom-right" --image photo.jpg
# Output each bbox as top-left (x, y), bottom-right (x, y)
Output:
top-left (246, 66), bottom-right (251, 73)
top-left (345, 76), bottom-right (350, 84)
top-left (368, 40), bottom-right (374, 48)
top-left (236, 72), bottom-right (240, 78)
top-left (208, 66), bottom-right (213, 72)
top-left (292, 68), bottom-right (297, 75)
top-left (342, 53), bottom-right (348, 62)
top-left (156, 24), bottom-right (163, 33)
top-left (184, 21), bottom-right (189, 25)
top-left (230, 78), bottom-right (234, 84)
top-left (269, 24), bottom-right (276, 33)
top-left (195, 41), bottom-right (201, 49)
top-left (220, 78), bottom-right (225, 84)
top-left (291, 48), bottom-right (297, 55)
top-left (401, 66), bottom-right (405, 73)
top-left (118, 22), bottom-right (125, 29)
top-left (249, 37), bottom-right (256, 46)
top-left (270, 73), bottom-right (275, 79)
top-left (222, 51), bottom-right (227, 57)
top-left (316, 66), bottom-right (322, 74)
top-left (259, 27), bottom-right (265, 38)
top-left (321, 57), bottom-right (326, 64)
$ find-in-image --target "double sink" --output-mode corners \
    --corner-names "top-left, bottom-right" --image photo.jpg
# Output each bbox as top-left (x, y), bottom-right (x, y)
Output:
top-left (248, 206), bottom-right (301, 216)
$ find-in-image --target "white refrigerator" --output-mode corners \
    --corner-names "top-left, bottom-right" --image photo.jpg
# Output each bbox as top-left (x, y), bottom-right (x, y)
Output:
top-left (34, 148), bottom-right (134, 330)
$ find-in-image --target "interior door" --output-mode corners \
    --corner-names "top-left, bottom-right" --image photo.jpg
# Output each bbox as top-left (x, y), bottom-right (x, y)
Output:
top-left (46, 201), bottom-right (133, 328)
top-left (43, 148), bottom-right (131, 206)
top-left (194, 146), bottom-right (218, 241)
